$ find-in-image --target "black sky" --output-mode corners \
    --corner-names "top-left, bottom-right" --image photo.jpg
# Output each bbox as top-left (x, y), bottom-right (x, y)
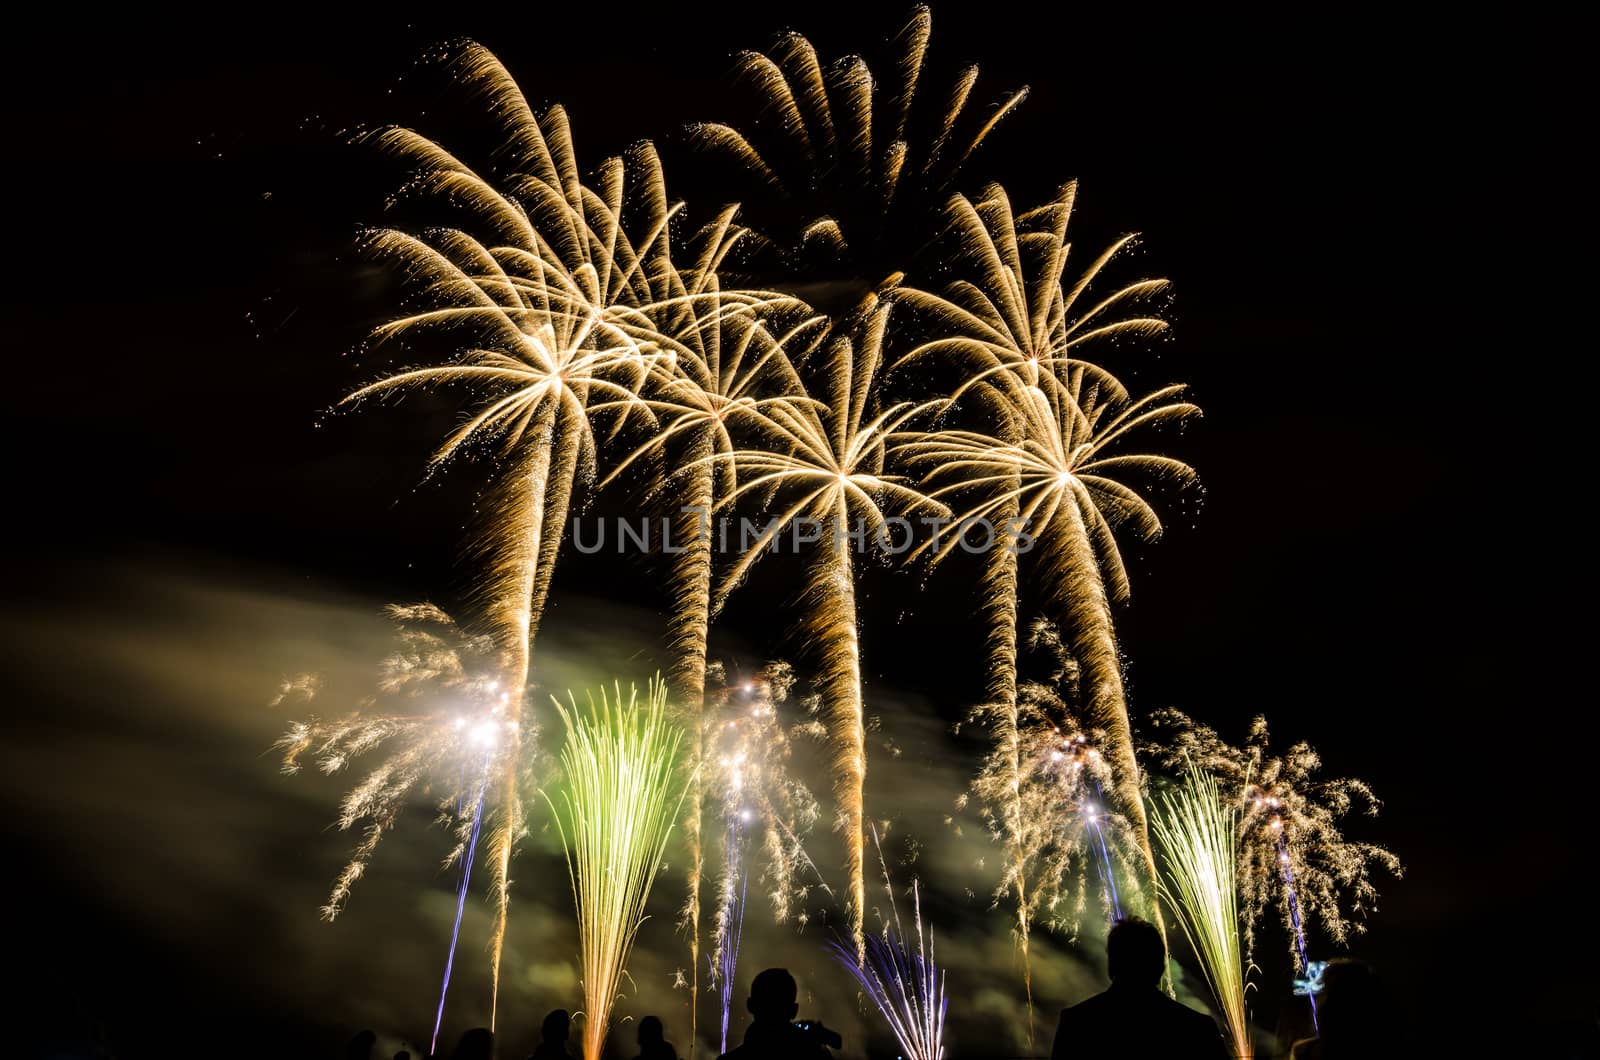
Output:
top-left (0, 5), bottom-right (1586, 1058)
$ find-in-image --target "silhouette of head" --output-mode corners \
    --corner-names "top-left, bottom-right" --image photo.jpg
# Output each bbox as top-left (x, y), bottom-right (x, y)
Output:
top-left (451, 1027), bottom-right (493, 1060)
top-left (747, 967), bottom-right (800, 1024)
top-left (346, 1030), bottom-right (377, 1060)
top-left (541, 1009), bottom-right (571, 1044)
top-left (1106, 917), bottom-right (1167, 989)
top-left (638, 1015), bottom-right (665, 1045)
top-left (393, 1053), bottom-right (411, 1060)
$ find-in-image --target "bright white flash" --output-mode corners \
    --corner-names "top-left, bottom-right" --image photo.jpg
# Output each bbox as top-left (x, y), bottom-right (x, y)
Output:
top-left (470, 720), bottom-right (499, 747)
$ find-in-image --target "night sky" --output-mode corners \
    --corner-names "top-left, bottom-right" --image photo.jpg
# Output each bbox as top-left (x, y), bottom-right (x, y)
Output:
top-left (1, 6), bottom-right (1586, 1059)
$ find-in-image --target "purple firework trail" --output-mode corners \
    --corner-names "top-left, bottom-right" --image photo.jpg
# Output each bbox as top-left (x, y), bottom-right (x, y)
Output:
top-left (1277, 829), bottom-right (1318, 1030)
top-left (1088, 815), bottom-right (1124, 919)
top-left (1088, 782), bottom-right (1123, 919)
top-left (431, 762), bottom-right (490, 1053)
top-left (712, 813), bottom-right (749, 1053)
top-left (828, 876), bottom-right (947, 1060)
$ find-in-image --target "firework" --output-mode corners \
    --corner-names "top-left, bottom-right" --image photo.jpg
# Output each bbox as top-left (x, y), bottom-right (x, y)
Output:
top-left (892, 201), bottom-right (1194, 936)
top-left (346, 43), bottom-right (729, 1019)
top-left (698, 661), bottom-right (826, 1047)
top-left (831, 831), bottom-right (948, 1060)
top-left (545, 678), bottom-right (689, 1060)
top-left (706, 300), bottom-right (946, 956)
top-left (598, 246), bottom-right (819, 1034)
top-left (433, 765), bottom-right (491, 1053)
top-left (274, 604), bottom-right (517, 1041)
top-left (692, 6), bottom-right (1027, 301)
top-left (1150, 768), bottom-right (1253, 1059)
top-left (712, 812), bottom-right (748, 1055)
top-left (348, 218), bottom-right (653, 1018)
top-left (1144, 710), bottom-right (1402, 974)
top-left (958, 619), bottom-right (1148, 1035)
top-left (889, 181), bottom-right (1186, 999)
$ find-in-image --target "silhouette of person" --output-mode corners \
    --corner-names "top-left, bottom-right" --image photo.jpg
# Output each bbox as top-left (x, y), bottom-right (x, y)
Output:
top-left (528, 1010), bottom-right (573, 1060)
top-left (345, 1030), bottom-right (377, 1060)
top-left (1050, 917), bottom-right (1231, 1059)
top-left (451, 1027), bottom-right (494, 1060)
top-left (1291, 959), bottom-right (1397, 1058)
top-left (632, 1015), bottom-right (678, 1060)
top-left (716, 968), bottom-right (834, 1060)
top-left (393, 1052), bottom-right (411, 1060)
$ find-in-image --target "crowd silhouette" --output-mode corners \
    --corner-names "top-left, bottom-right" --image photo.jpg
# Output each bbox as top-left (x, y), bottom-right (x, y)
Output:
top-left (342, 924), bottom-right (1402, 1058)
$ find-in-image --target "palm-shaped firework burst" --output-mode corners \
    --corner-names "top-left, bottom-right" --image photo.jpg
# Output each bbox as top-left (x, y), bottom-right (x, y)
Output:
top-left (591, 201), bottom-right (812, 1040)
top-left (692, 6), bottom-right (1027, 304)
top-left (340, 43), bottom-right (754, 1019)
top-left (1143, 709), bottom-right (1402, 971)
top-left (706, 300), bottom-right (947, 956)
top-left (896, 196), bottom-right (1196, 928)
top-left (892, 180), bottom-right (1181, 1018)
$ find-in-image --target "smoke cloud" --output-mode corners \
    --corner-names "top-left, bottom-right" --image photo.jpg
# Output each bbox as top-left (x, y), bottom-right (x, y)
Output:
top-left (2, 559), bottom-right (1215, 1059)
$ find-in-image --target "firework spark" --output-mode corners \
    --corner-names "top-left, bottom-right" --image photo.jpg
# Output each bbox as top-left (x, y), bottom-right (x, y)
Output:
top-left (706, 301), bottom-right (947, 956)
top-left (1144, 710), bottom-right (1402, 973)
top-left (274, 604), bottom-right (517, 1038)
top-left (692, 6), bottom-right (1027, 301)
top-left (831, 831), bottom-right (948, 1060)
top-left (1150, 768), bottom-right (1253, 1059)
top-left (545, 678), bottom-right (689, 1060)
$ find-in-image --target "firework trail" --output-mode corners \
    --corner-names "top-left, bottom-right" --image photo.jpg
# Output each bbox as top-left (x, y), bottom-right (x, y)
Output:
top-left (831, 830), bottom-right (948, 1060)
top-left (273, 605), bottom-right (517, 1027)
top-left (1276, 828), bottom-right (1317, 1030)
top-left (706, 301), bottom-right (946, 957)
top-left (432, 762), bottom-right (490, 1053)
top-left (699, 662), bottom-right (825, 1046)
top-left (1150, 768), bottom-right (1253, 1059)
top-left (546, 678), bottom-right (688, 1060)
top-left (1084, 789), bottom-right (1123, 920)
top-left (693, 6), bottom-right (1027, 302)
top-left (1143, 710), bottom-right (1401, 976)
top-left (712, 811), bottom-right (749, 1054)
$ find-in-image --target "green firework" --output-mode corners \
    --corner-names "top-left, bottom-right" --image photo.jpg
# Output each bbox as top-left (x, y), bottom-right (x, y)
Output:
top-left (1150, 767), bottom-right (1253, 1059)
top-left (547, 677), bottom-right (689, 1060)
